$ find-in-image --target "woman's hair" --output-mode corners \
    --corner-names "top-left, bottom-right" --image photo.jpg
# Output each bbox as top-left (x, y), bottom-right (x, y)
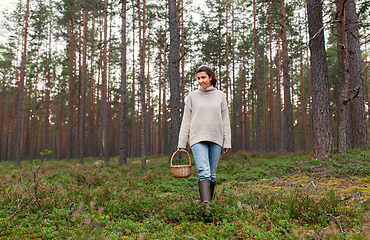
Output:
top-left (196, 66), bottom-right (217, 87)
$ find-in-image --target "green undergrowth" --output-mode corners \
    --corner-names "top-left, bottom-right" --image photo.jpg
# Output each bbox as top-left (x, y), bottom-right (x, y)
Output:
top-left (1, 148), bottom-right (370, 239)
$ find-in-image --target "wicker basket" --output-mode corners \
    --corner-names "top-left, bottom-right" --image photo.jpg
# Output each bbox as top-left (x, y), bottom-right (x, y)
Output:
top-left (170, 149), bottom-right (192, 178)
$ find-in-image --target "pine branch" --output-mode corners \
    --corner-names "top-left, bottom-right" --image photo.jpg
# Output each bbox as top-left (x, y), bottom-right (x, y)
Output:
top-left (343, 86), bottom-right (360, 104)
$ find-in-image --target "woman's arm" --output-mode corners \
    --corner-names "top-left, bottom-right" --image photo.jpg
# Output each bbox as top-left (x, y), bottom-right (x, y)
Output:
top-left (221, 96), bottom-right (232, 149)
top-left (177, 101), bottom-right (192, 149)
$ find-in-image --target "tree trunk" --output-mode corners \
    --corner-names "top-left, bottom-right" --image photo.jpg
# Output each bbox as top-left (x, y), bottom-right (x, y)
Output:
top-left (300, 47), bottom-right (308, 151)
top-left (4, 89), bottom-right (12, 160)
top-left (10, 69), bottom-right (19, 159)
top-left (147, 35), bottom-right (151, 154)
top-left (67, 2), bottom-right (75, 160)
top-left (238, 65), bottom-right (243, 150)
top-left (102, 0), bottom-right (110, 164)
top-left (263, 53), bottom-right (267, 152)
top-left (58, 95), bottom-right (63, 159)
top-left (365, 37), bottom-right (370, 141)
top-left (162, 40), bottom-right (168, 155)
top-left (158, 39), bottom-right (162, 154)
top-left (79, 0), bottom-right (88, 164)
top-left (15, 0), bottom-right (30, 164)
top-left (24, 75), bottom-right (31, 159)
top-left (281, 0), bottom-right (294, 152)
top-left (108, 9), bottom-right (114, 157)
top-left (119, 0), bottom-right (127, 165)
top-left (346, 0), bottom-right (368, 148)
top-left (97, 14), bottom-right (103, 158)
top-left (276, 43), bottom-right (283, 151)
top-left (307, 0), bottom-right (333, 157)
top-left (138, 0), bottom-right (146, 167)
top-left (231, 4), bottom-right (236, 153)
top-left (225, 0), bottom-right (229, 100)
top-left (337, 0), bottom-right (350, 153)
top-left (0, 75), bottom-right (6, 160)
top-left (268, 2), bottom-right (275, 152)
top-left (130, 0), bottom-right (136, 158)
top-left (88, 11), bottom-right (96, 158)
top-left (253, 0), bottom-right (262, 151)
top-left (42, 21), bottom-right (52, 157)
top-left (180, 0), bottom-right (185, 117)
top-left (168, 0), bottom-right (180, 158)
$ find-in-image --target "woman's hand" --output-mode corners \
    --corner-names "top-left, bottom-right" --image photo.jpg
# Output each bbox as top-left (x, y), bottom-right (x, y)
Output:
top-left (177, 148), bottom-right (186, 152)
top-left (223, 148), bottom-right (229, 154)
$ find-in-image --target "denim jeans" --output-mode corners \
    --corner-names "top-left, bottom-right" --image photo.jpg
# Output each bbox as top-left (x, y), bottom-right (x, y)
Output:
top-left (191, 141), bottom-right (222, 182)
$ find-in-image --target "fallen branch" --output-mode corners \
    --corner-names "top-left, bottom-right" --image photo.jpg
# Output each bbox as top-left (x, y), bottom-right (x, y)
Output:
top-left (326, 213), bottom-right (345, 234)
top-left (182, 236), bottom-right (197, 240)
top-left (309, 230), bottom-right (320, 240)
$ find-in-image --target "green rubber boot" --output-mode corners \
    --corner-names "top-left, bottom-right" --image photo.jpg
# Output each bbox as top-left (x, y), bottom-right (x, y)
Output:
top-left (198, 180), bottom-right (211, 210)
top-left (210, 181), bottom-right (216, 201)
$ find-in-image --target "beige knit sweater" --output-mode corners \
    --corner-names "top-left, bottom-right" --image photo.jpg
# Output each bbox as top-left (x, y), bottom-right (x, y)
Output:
top-left (177, 86), bottom-right (232, 149)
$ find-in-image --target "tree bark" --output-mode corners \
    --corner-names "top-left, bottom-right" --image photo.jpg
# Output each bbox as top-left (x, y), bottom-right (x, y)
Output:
top-left (276, 42), bottom-right (283, 151)
top-left (43, 20), bottom-right (52, 156)
top-left (300, 47), bottom-right (308, 151)
top-left (162, 40), bottom-right (168, 156)
top-left (337, 0), bottom-right (350, 153)
top-left (97, 14), bottom-right (103, 158)
top-left (147, 35), bottom-right (151, 154)
top-left (307, 0), bottom-right (333, 158)
top-left (158, 41), bottom-right (162, 155)
top-left (102, 0), bottom-right (110, 164)
top-left (231, 4), bottom-right (236, 153)
top-left (168, 0), bottom-right (180, 158)
top-left (346, 0), bottom-right (368, 148)
top-left (15, 0), bottom-right (30, 164)
top-left (67, 2), bottom-right (75, 160)
top-left (253, 0), bottom-right (262, 151)
top-left (130, 0), bottom-right (136, 158)
top-left (281, 0), bottom-right (294, 152)
top-left (4, 89), bottom-right (12, 160)
top-left (138, 0), bottom-right (146, 167)
top-left (0, 75), bottom-right (6, 160)
top-left (268, 2), bottom-right (275, 152)
top-left (88, 11), bottom-right (96, 158)
top-left (79, 0), bottom-right (88, 164)
top-left (180, 0), bottom-right (185, 117)
top-left (119, 0), bottom-right (127, 165)
top-left (365, 37), bottom-right (370, 140)
top-left (225, 0), bottom-right (229, 101)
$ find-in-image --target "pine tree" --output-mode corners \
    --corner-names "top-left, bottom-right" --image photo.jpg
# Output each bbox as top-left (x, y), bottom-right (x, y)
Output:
top-left (307, 0), bottom-right (333, 157)
top-left (280, 0), bottom-right (294, 152)
top-left (15, 0), bottom-right (30, 164)
top-left (346, 0), bottom-right (368, 148)
top-left (168, 0), bottom-right (180, 157)
top-left (119, 0), bottom-right (127, 165)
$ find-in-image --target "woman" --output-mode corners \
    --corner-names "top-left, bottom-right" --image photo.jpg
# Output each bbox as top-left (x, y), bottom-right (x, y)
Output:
top-left (177, 66), bottom-right (231, 210)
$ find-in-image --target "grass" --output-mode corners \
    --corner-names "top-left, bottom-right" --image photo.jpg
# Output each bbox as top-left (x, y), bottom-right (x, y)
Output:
top-left (1, 148), bottom-right (370, 239)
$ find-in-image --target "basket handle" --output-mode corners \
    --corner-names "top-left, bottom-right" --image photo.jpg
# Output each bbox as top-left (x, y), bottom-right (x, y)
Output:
top-left (170, 149), bottom-right (192, 167)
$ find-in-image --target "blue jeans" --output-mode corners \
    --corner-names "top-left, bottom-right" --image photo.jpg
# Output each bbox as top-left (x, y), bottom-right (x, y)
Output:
top-left (191, 141), bottom-right (222, 182)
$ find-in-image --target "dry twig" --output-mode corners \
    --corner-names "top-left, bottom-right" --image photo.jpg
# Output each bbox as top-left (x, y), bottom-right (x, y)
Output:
top-left (326, 213), bottom-right (345, 234)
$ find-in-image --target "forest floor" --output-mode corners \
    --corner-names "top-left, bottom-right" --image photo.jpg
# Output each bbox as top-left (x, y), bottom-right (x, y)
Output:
top-left (2, 148), bottom-right (370, 239)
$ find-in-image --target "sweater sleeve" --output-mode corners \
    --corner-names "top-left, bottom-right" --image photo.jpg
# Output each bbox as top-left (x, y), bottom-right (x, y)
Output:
top-left (222, 96), bottom-right (232, 149)
top-left (177, 98), bottom-right (192, 149)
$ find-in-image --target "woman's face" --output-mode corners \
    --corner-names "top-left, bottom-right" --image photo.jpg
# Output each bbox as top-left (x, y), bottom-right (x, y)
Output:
top-left (197, 71), bottom-right (212, 89)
